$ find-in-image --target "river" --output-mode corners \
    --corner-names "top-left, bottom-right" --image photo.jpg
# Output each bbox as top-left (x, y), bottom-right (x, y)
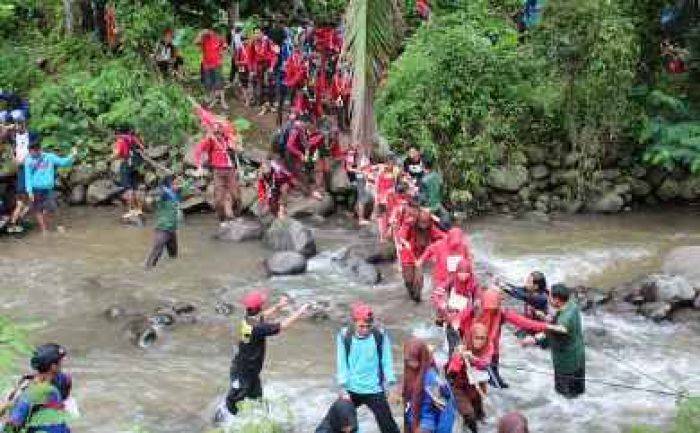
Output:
top-left (1, 208), bottom-right (699, 433)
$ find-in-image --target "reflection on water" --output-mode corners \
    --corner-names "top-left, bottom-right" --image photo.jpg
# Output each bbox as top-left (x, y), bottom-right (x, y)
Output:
top-left (1, 207), bottom-right (700, 433)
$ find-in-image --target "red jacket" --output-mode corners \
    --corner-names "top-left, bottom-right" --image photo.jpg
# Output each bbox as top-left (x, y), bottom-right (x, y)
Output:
top-left (307, 131), bottom-right (326, 155)
top-left (419, 232), bottom-right (471, 287)
top-left (397, 221), bottom-right (445, 265)
top-left (200, 31), bottom-right (226, 70)
top-left (257, 165), bottom-right (293, 203)
top-left (484, 309), bottom-right (549, 356)
top-left (283, 51), bottom-right (308, 89)
top-left (194, 135), bottom-right (233, 169)
top-left (286, 124), bottom-right (307, 161)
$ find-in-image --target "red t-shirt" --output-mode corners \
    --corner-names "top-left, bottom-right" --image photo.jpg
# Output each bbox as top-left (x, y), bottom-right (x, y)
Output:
top-left (201, 32), bottom-right (224, 70)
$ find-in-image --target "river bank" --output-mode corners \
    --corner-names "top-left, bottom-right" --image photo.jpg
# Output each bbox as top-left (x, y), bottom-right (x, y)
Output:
top-left (1, 208), bottom-right (700, 432)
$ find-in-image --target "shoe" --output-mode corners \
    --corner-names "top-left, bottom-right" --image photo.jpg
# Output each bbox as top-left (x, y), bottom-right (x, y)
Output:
top-left (7, 225), bottom-right (24, 234)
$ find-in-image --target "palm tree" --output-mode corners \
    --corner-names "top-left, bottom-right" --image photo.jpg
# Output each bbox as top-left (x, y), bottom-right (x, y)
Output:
top-left (342, 0), bottom-right (403, 155)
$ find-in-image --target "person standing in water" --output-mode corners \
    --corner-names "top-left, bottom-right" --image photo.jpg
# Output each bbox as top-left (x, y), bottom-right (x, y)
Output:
top-left (336, 303), bottom-right (399, 433)
top-left (500, 271), bottom-right (550, 348)
top-left (144, 176), bottom-right (182, 269)
top-left (222, 291), bottom-right (309, 416)
top-left (539, 284), bottom-right (585, 398)
top-left (3, 343), bottom-right (73, 433)
top-left (403, 337), bottom-right (456, 433)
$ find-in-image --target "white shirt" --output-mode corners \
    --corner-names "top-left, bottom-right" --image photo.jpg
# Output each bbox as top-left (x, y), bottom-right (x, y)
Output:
top-left (14, 132), bottom-right (29, 163)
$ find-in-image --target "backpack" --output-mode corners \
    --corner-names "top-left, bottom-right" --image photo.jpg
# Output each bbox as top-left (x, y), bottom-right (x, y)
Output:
top-left (342, 325), bottom-right (385, 385)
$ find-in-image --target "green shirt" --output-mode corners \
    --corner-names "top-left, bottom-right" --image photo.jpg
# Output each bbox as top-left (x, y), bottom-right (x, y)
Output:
top-left (420, 171), bottom-right (443, 212)
top-left (550, 300), bottom-right (585, 374)
top-left (155, 197), bottom-right (178, 231)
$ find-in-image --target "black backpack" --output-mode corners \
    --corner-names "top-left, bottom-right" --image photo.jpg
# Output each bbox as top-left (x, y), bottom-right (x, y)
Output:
top-left (342, 325), bottom-right (385, 385)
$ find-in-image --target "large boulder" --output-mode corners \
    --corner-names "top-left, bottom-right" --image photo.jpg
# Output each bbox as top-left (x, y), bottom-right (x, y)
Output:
top-left (656, 178), bottom-right (680, 201)
top-left (525, 147), bottom-right (547, 165)
top-left (263, 218), bottom-right (317, 257)
top-left (529, 164), bottom-right (549, 181)
top-left (551, 169), bottom-right (579, 187)
top-left (632, 275), bottom-right (697, 304)
top-left (629, 178), bottom-right (652, 197)
top-left (487, 166), bottom-right (529, 192)
top-left (287, 194), bottom-right (334, 218)
top-left (347, 241), bottom-right (396, 264)
top-left (679, 177), bottom-right (700, 200)
top-left (146, 145), bottom-right (170, 160)
top-left (639, 301), bottom-right (672, 322)
top-left (585, 191), bottom-right (624, 213)
top-left (264, 251), bottom-right (307, 275)
top-left (87, 179), bottom-right (122, 205)
top-left (68, 185), bottom-right (86, 206)
top-left (70, 165), bottom-right (98, 186)
top-left (338, 255), bottom-right (381, 285)
top-left (214, 218), bottom-right (263, 242)
top-left (663, 246), bottom-right (700, 287)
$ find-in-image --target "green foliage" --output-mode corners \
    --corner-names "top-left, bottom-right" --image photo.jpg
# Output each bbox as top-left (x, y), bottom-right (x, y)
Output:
top-left (377, 0), bottom-right (541, 191)
top-left (228, 397), bottom-right (294, 433)
top-left (307, 0), bottom-right (348, 24)
top-left (29, 59), bottom-right (196, 159)
top-left (0, 316), bottom-right (31, 391)
top-left (627, 396), bottom-right (700, 433)
top-left (0, 44), bottom-right (45, 93)
top-left (115, 0), bottom-right (176, 55)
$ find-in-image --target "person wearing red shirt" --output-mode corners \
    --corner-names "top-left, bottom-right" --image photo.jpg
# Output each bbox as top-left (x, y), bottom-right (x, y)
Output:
top-left (397, 207), bottom-right (445, 302)
top-left (283, 49), bottom-right (308, 105)
top-left (250, 31), bottom-right (279, 112)
top-left (373, 160), bottom-right (398, 242)
top-left (416, 0), bottom-right (431, 21)
top-left (477, 287), bottom-right (566, 389)
top-left (112, 128), bottom-right (145, 219)
top-left (307, 122), bottom-right (330, 198)
top-left (194, 125), bottom-right (240, 222)
top-left (285, 120), bottom-right (307, 177)
top-left (446, 323), bottom-right (492, 433)
top-left (196, 29), bottom-right (228, 110)
top-left (417, 227), bottom-right (473, 290)
top-left (257, 158), bottom-right (294, 218)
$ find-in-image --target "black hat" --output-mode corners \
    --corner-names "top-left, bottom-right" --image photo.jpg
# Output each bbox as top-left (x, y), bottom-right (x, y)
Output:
top-left (30, 343), bottom-right (66, 373)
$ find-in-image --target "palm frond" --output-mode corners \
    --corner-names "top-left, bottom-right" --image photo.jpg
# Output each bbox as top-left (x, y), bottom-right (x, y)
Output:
top-left (343, 0), bottom-right (403, 153)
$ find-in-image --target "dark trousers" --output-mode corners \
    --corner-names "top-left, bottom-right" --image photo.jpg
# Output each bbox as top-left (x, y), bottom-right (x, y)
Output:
top-left (349, 392), bottom-right (400, 433)
top-left (554, 368), bottom-right (585, 398)
top-left (225, 372), bottom-right (263, 415)
top-left (145, 229), bottom-right (177, 268)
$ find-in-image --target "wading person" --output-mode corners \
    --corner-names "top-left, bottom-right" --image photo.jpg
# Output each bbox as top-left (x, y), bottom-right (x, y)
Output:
top-left (541, 284), bottom-right (585, 398)
top-left (7, 123), bottom-right (31, 233)
top-left (403, 338), bottom-right (456, 433)
top-left (417, 227), bottom-right (472, 292)
top-left (336, 303), bottom-right (399, 433)
top-left (145, 176), bottom-right (181, 269)
top-left (3, 343), bottom-right (72, 433)
top-left (500, 271), bottom-right (550, 347)
top-left (222, 291), bottom-right (309, 416)
top-left (446, 323), bottom-right (493, 433)
top-left (397, 206), bottom-right (444, 302)
top-left (24, 140), bottom-right (76, 234)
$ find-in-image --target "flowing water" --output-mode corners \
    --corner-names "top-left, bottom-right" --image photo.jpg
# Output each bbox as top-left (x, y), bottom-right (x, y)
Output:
top-left (2, 207), bottom-right (700, 433)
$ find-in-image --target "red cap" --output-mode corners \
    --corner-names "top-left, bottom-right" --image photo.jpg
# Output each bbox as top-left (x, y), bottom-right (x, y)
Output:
top-left (242, 290), bottom-right (268, 311)
top-left (351, 302), bottom-right (373, 322)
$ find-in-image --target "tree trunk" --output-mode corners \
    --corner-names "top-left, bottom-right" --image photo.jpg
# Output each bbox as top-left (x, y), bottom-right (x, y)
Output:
top-left (63, 0), bottom-right (74, 34)
top-left (227, 1), bottom-right (240, 42)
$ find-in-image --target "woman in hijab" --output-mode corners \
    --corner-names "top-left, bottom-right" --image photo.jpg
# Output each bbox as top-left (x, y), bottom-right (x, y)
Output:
top-left (403, 338), bottom-right (455, 433)
top-left (315, 398), bottom-right (358, 433)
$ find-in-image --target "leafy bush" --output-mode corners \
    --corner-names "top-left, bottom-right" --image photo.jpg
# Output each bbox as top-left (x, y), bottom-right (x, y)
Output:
top-left (30, 59), bottom-right (196, 160)
top-left (0, 315), bottom-right (31, 391)
top-left (376, 0), bottom-right (544, 192)
top-left (0, 44), bottom-right (45, 93)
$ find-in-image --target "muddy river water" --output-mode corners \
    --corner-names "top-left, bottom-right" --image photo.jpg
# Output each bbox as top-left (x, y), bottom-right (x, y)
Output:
top-left (1, 208), bottom-right (699, 433)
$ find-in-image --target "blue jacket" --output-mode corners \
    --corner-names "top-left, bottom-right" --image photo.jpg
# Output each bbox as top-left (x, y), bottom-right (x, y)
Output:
top-left (405, 368), bottom-right (456, 433)
top-left (24, 152), bottom-right (74, 195)
top-left (336, 328), bottom-right (396, 395)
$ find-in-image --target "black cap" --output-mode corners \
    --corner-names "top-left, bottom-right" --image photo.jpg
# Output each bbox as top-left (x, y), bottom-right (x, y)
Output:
top-left (30, 343), bottom-right (66, 373)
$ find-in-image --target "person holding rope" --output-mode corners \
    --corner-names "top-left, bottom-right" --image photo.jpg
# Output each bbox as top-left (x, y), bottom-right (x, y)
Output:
top-left (499, 271), bottom-right (550, 348)
top-left (523, 284), bottom-right (585, 398)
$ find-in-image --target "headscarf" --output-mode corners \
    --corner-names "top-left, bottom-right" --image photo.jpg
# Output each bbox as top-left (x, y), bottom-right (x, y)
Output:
top-left (497, 411), bottom-right (529, 433)
top-left (403, 338), bottom-right (434, 433)
top-left (327, 399), bottom-right (358, 433)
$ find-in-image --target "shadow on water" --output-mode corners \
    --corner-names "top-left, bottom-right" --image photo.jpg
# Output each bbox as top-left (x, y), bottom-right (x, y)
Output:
top-left (1, 207), bottom-right (700, 432)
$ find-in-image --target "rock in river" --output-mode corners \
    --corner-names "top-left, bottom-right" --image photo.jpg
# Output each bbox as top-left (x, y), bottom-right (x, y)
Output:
top-left (264, 251), bottom-right (307, 276)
